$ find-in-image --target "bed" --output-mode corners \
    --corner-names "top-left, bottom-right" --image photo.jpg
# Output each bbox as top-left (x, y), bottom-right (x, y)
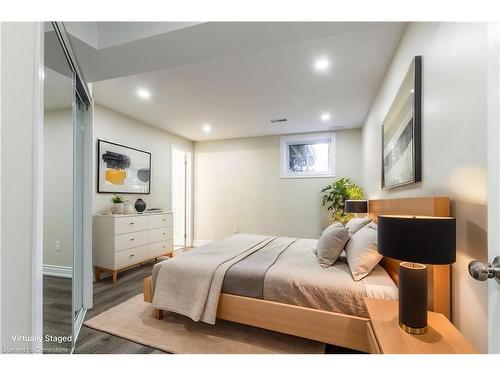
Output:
top-left (143, 197), bottom-right (451, 352)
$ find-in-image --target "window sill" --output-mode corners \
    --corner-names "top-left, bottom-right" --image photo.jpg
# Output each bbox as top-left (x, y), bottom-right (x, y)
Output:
top-left (280, 174), bottom-right (335, 179)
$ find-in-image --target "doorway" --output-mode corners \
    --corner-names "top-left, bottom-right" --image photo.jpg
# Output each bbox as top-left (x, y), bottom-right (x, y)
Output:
top-left (171, 145), bottom-right (193, 250)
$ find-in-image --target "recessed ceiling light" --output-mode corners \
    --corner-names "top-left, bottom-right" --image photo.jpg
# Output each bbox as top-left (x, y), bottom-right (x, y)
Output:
top-left (136, 88), bottom-right (151, 99)
top-left (314, 58), bottom-right (331, 72)
top-left (320, 113), bottom-right (331, 122)
top-left (202, 124), bottom-right (211, 133)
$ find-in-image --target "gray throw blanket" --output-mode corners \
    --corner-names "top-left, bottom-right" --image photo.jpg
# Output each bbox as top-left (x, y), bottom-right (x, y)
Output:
top-left (152, 234), bottom-right (275, 324)
top-left (222, 236), bottom-right (297, 298)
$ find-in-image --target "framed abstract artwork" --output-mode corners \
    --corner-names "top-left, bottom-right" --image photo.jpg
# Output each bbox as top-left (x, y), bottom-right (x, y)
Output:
top-left (97, 139), bottom-right (151, 194)
top-left (382, 55), bottom-right (422, 189)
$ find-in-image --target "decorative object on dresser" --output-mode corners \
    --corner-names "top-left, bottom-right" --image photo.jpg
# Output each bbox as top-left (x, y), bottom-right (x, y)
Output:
top-left (111, 194), bottom-right (124, 214)
top-left (134, 198), bottom-right (146, 213)
top-left (382, 55), bottom-right (422, 190)
top-left (93, 211), bottom-right (173, 283)
top-left (123, 200), bottom-right (136, 214)
top-left (97, 139), bottom-right (151, 194)
top-left (365, 298), bottom-right (477, 354)
top-left (377, 215), bottom-right (456, 334)
top-left (320, 177), bottom-right (363, 223)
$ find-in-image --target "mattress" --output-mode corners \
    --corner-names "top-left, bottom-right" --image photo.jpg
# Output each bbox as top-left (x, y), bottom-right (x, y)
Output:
top-left (252, 238), bottom-right (397, 318)
top-left (152, 234), bottom-right (398, 323)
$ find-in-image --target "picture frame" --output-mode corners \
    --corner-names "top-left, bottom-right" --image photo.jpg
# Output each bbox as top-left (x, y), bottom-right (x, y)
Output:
top-left (381, 55), bottom-right (422, 190)
top-left (97, 139), bottom-right (151, 194)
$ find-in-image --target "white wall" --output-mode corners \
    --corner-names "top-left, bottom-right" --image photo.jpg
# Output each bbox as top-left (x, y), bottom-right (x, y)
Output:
top-left (93, 105), bottom-right (193, 215)
top-left (361, 22), bottom-right (488, 352)
top-left (1, 22), bottom-right (40, 351)
top-left (194, 130), bottom-right (362, 241)
top-left (43, 109), bottom-right (73, 268)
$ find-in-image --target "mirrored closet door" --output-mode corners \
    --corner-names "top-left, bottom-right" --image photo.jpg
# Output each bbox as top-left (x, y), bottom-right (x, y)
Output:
top-left (43, 22), bottom-right (92, 353)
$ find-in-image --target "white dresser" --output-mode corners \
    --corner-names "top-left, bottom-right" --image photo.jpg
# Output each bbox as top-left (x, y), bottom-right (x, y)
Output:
top-left (93, 211), bottom-right (173, 283)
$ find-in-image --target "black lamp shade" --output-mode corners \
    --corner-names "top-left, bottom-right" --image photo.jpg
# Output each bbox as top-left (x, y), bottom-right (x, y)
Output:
top-left (344, 200), bottom-right (368, 213)
top-left (377, 215), bottom-right (456, 264)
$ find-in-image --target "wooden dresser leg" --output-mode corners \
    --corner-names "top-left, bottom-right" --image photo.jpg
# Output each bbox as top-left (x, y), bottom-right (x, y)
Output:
top-left (95, 267), bottom-right (101, 282)
top-left (155, 309), bottom-right (164, 320)
top-left (112, 271), bottom-right (118, 283)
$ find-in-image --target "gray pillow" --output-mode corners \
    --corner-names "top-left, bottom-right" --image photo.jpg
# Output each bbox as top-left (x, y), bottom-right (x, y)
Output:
top-left (345, 222), bottom-right (382, 281)
top-left (315, 223), bottom-right (350, 268)
top-left (345, 217), bottom-right (371, 237)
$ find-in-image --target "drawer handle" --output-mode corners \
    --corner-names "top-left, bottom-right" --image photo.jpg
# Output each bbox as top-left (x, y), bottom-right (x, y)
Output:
top-left (130, 238), bottom-right (135, 241)
top-left (162, 246), bottom-right (166, 248)
top-left (162, 219), bottom-right (166, 221)
top-left (162, 232), bottom-right (166, 235)
top-left (129, 254), bottom-right (135, 258)
top-left (130, 222), bottom-right (134, 225)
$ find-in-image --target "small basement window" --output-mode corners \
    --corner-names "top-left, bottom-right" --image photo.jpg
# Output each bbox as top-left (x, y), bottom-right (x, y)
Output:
top-left (280, 133), bottom-right (335, 178)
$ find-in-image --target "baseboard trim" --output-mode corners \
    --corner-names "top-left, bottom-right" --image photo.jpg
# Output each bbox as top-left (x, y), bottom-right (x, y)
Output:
top-left (43, 264), bottom-right (73, 278)
top-left (192, 239), bottom-right (214, 247)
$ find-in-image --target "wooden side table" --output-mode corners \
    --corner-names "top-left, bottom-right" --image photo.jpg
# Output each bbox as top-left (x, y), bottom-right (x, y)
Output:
top-left (365, 298), bottom-right (478, 354)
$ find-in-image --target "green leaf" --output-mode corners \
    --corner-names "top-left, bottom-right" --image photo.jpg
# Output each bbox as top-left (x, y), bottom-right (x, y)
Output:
top-left (320, 177), bottom-right (364, 219)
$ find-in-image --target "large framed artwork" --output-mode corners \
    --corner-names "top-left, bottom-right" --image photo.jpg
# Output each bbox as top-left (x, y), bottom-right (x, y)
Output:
top-left (382, 55), bottom-right (422, 190)
top-left (97, 139), bottom-right (151, 194)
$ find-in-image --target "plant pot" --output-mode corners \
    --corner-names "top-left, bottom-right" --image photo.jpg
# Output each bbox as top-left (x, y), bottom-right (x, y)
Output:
top-left (111, 202), bottom-right (124, 214)
top-left (134, 198), bottom-right (146, 213)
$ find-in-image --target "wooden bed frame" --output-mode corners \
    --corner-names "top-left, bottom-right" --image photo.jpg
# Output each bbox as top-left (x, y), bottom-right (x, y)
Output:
top-left (143, 197), bottom-right (451, 353)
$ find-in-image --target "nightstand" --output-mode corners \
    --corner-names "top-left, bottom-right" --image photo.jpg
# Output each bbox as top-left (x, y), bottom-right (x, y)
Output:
top-left (364, 298), bottom-right (478, 354)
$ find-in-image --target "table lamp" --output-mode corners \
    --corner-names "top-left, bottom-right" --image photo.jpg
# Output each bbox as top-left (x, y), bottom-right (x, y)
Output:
top-left (344, 200), bottom-right (368, 214)
top-left (377, 215), bottom-right (456, 334)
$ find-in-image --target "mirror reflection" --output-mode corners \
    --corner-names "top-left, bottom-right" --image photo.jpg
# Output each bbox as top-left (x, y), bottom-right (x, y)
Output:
top-left (43, 22), bottom-right (74, 354)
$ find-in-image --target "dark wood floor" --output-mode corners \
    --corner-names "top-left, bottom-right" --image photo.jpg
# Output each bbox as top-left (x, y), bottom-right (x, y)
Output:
top-left (44, 259), bottom-right (359, 354)
top-left (43, 276), bottom-right (72, 354)
top-left (75, 261), bottom-right (165, 354)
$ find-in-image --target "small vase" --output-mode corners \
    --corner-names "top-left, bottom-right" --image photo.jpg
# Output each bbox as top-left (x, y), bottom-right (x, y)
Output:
top-left (111, 202), bottom-right (124, 214)
top-left (123, 201), bottom-right (136, 215)
top-left (134, 198), bottom-right (146, 213)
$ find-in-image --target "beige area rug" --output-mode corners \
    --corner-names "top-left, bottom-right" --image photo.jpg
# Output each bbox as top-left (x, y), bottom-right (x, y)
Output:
top-left (84, 294), bottom-right (325, 354)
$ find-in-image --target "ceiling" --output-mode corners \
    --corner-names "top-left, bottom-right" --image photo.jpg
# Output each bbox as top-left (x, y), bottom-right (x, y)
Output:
top-left (77, 22), bottom-right (406, 141)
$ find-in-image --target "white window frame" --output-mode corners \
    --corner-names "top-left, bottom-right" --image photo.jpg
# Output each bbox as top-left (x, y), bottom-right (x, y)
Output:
top-left (280, 132), bottom-right (336, 179)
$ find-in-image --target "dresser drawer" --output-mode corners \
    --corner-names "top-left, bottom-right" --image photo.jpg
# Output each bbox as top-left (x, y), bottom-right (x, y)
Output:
top-left (115, 230), bottom-right (148, 251)
top-left (149, 240), bottom-right (173, 258)
top-left (149, 214), bottom-right (173, 229)
top-left (149, 227), bottom-right (173, 243)
top-left (115, 215), bottom-right (148, 234)
top-left (115, 245), bottom-right (148, 269)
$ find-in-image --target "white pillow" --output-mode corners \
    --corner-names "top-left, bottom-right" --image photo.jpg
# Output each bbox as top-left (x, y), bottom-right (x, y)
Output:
top-left (315, 223), bottom-right (350, 268)
top-left (345, 222), bottom-right (382, 281)
top-left (345, 217), bottom-right (371, 237)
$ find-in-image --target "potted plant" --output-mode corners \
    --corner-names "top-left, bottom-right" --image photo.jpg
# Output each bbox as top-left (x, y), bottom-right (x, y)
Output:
top-left (111, 194), bottom-right (124, 214)
top-left (321, 177), bottom-right (363, 224)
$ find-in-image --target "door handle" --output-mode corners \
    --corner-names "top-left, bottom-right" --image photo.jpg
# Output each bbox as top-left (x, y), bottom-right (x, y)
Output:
top-left (468, 256), bottom-right (500, 282)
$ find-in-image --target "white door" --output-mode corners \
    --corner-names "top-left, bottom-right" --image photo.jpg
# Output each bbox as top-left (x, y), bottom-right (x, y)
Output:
top-left (487, 22), bottom-right (500, 354)
top-left (172, 145), bottom-right (193, 248)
